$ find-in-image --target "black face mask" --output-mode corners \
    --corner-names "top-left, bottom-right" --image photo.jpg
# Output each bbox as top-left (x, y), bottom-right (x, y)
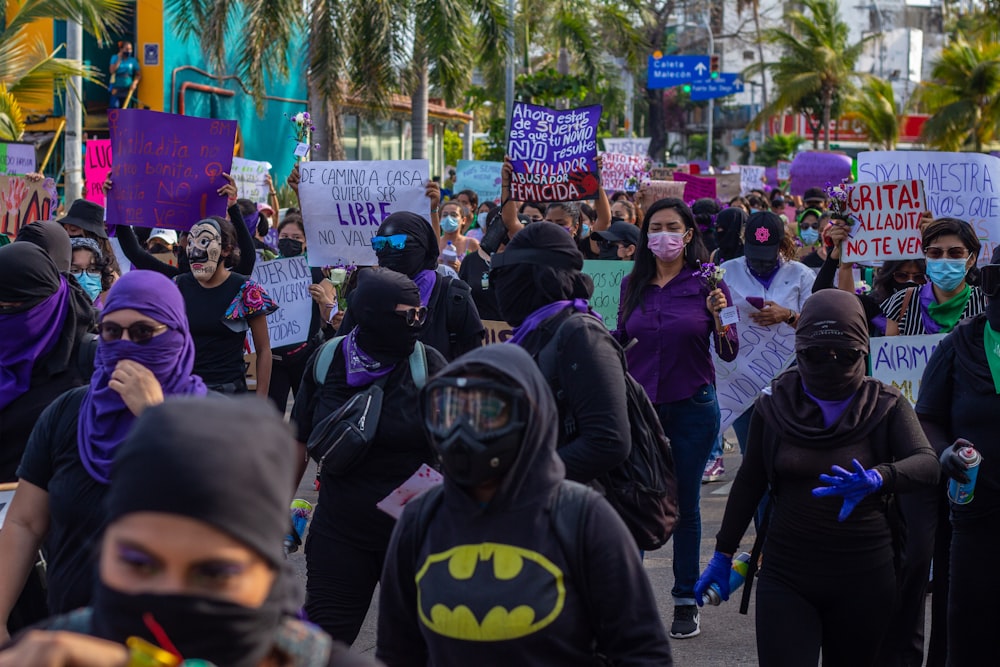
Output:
top-left (748, 257), bottom-right (778, 277)
top-left (435, 423), bottom-right (523, 488)
top-left (492, 268), bottom-right (539, 327)
top-left (92, 584), bottom-right (281, 667)
top-left (796, 354), bottom-right (866, 401)
top-left (598, 245), bottom-right (622, 261)
top-left (376, 247), bottom-right (426, 278)
top-left (356, 318), bottom-right (421, 365)
top-left (277, 238), bottom-right (303, 258)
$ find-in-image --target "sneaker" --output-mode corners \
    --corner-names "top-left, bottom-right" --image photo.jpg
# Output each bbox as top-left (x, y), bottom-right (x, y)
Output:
top-left (702, 457), bottom-right (725, 483)
top-left (670, 605), bottom-right (701, 639)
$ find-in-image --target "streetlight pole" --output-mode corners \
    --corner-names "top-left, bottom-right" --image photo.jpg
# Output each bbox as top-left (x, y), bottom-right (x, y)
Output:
top-left (704, 12), bottom-right (714, 169)
top-left (504, 0), bottom-right (516, 140)
top-left (65, 20), bottom-right (83, 203)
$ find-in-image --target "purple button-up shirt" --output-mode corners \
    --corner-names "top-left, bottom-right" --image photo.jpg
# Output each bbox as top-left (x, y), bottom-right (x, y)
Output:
top-left (616, 270), bottom-right (739, 405)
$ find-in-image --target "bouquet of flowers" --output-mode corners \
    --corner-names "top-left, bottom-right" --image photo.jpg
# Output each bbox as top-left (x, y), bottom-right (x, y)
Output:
top-left (286, 111), bottom-right (320, 161)
top-left (855, 280), bottom-right (872, 297)
top-left (694, 262), bottom-right (726, 290)
top-left (825, 180), bottom-right (855, 221)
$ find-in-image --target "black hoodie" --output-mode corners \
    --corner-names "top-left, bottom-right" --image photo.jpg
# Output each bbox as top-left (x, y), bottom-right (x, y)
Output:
top-left (376, 345), bottom-right (673, 667)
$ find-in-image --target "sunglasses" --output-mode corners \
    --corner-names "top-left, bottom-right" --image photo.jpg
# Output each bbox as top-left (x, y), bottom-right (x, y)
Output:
top-left (924, 246), bottom-right (969, 260)
top-left (892, 270), bottom-right (927, 285)
top-left (799, 221), bottom-right (821, 230)
top-left (98, 321), bottom-right (169, 344)
top-left (981, 265), bottom-right (1000, 298)
top-left (395, 306), bottom-right (428, 326)
top-left (371, 234), bottom-right (407, 252)
top-left (799, 347), bottom-right (865, 366)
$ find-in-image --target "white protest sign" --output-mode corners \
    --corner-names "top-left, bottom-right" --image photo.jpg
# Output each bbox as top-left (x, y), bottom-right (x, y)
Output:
top-left (714, 322), bottom-right (797, 431)
top-left (869, 334), bottom-right (947, 406)
top-left (740, 165), bottom-right (766, 195)
top-left (857, 151), bottom-right (1000, 263)
top-left (231, 157), bottom-right (272, 204)
top-left (376, 464), bottom-right (443, 520)
top-left (777, 160), bottom-right (792, 182)
top-left (0, 488), bottom-right (14, 529)
top-left (249, 256), bottom-right (313, 348)
top-left (603, 137), bottom-right (651, 157)
top-left (843, 180), bottom-right (926, 262)
top-left (0, 142), bottom-right (35, 175)
top-left (600, 153), bottom-right (649, 192)
top-left (298, 160), bottom-right (430, 268)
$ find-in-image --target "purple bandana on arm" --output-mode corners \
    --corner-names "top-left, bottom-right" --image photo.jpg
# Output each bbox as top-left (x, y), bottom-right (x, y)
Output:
top-left (413, 270), bottom-right (437, 307)
top-left (917, 281), bottom-right (942, 334)
top-left (0, 278), bottom-right (69, 410)
top-left (508, 299), bottom-right (602, 346)
top-left (344, 329), bottom-right (396, 387)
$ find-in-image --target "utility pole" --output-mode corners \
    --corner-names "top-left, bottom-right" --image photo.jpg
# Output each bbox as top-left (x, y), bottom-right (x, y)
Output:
top-left (65, 19), bottom-right (83, 204)
top-left (504, 0), bottom-right (516, 139)
top-left (704, 11), bottom-right (714, 168)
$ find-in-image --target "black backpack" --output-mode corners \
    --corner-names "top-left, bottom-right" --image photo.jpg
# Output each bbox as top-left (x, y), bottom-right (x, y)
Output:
top-left (537, 312), bottom-right (679, 551)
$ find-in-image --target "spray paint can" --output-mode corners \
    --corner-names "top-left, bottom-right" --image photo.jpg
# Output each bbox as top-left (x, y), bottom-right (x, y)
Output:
top-left (702, 552), bottom-right (752, 606)
top-left (948, 446), bottom-right (982, 505)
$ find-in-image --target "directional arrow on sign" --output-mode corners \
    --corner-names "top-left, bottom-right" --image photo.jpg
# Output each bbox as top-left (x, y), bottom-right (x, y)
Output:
top-left (688, 73), bottom-right (745, 101)
top-left (647, 54), bottom-right (712, 89)
top-left (694, 62), bottom-right (707, 77)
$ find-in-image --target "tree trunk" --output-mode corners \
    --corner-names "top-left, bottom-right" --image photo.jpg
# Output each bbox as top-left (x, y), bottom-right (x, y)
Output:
top-left (411, 59), bottom-right (430, 160)
top-left (822, 87), bottom-right (832, 150)
top-left (307, 35), bottom-right (342, 161)
top-left (647, 87), bottom-right (666, 163)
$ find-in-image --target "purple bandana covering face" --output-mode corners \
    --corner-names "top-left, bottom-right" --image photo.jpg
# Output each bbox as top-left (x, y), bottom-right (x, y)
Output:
top-left (344, 328), bottom-right (396, 387)
top-left (508, 299), bottom-right (601, 345)
top-left (0, 278), bottom-right (69, 410)
top-left (78, 271), bottom-right (207, 484)
top-left (413, 270), bottom-right (437, 307)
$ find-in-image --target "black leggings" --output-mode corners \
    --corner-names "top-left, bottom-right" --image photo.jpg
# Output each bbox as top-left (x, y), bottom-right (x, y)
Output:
top-left (947, 521), bottom-right (1000, 666)
top-left (268, 347), bottom-right (313, 414)
top-left (304, 530), bottom-right (385, 646)
top-left (755, 562), bottom-right (896, 666)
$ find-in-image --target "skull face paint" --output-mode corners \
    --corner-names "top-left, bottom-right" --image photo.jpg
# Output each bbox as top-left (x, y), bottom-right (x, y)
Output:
top-left (188, 221), bottom-right (223, 281)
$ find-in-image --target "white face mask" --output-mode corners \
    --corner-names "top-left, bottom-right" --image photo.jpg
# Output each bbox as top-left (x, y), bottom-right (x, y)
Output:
top-left (476, 212), bottom-right (488, 228)
top-left (188, 222), bottom-right (223, 281)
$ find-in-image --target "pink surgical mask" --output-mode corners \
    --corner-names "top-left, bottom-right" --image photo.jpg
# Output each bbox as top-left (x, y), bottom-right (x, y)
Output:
top-left (647, 231), bottom-right (686, 262)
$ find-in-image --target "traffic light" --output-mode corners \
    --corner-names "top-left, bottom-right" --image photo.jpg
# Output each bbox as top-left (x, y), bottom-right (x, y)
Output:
top-left (710, 54), bottom-right (720, 79)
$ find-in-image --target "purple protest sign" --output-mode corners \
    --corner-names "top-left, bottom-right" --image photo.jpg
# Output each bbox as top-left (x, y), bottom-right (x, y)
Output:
top-left (107, 109), bottom-right (237, 230)
top-left (507, 102), bottom-right (602, 203)
top-left (673, 172), bottom-right (717, 202)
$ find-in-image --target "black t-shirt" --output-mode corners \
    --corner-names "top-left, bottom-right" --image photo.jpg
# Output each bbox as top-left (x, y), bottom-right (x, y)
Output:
top-left (17, 387), bottom-right (106, 615)
top-left (292, 341), bottom-right (447, 550)
top-left (176, 272), bottom-right (249, 387)
top-left (457, 251), bottom-right (502, 322)
top-left (800, 250), bottom-right (824, 268)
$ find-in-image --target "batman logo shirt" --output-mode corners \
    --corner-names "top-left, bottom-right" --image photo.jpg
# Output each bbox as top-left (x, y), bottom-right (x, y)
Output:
top-left (415, 543), bottom-right (566, 641)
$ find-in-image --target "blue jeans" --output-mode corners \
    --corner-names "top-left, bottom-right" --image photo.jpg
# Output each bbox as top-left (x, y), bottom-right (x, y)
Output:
top-left (709, 434), bottom-right (724, 461)
top-left (656, 384), bottom-right (720, 605)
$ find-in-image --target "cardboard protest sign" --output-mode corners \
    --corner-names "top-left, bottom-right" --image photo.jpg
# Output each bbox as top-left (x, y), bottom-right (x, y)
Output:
top-left (84, 140), bottom-right (112, 206)
top-left (637, 181), bottom-right (687, 211)
top-left (739, 165), bottom-right (766, 195)
top-left (869, 334), bottom-right (947, 406)
top-left (673, 172), bottom-right (717, 202)
top-left (843, 180), bottom-right (926, 262)
top-left (602, 137), bottom-right (651, 156)
top-left (712, 173), bottom-right (741, 202)
top-left (582, 259), bottom-right (630, 332)
top-left (715, 322), bottom-right (797, 431)
top-left (107, 109), bottom-right (237, 230)
top-left (249, 256), bottom-right (313, 348)
top-left (0, 176), bottom-right (55, 237)
top-left (0, 142), bottom-right (35, 175)
top-left (649, 166), bottom-right (686, 181)
top-left (481, 319), bottom-right (515, 345)
top-left (790, 151), bottom-right (852, 197)
top-left (231, 157), bottom-right (273, 204)
top-left (600, 153), bottom-right (649, 193)
top-left (453, 160), bottom-right (502, 204)
top-left (297, 159), bottom-right (430, 268)
top-left (857, 151), bottom-right (1000, 263)
top-left (507, 102), bottom-right (602, 202)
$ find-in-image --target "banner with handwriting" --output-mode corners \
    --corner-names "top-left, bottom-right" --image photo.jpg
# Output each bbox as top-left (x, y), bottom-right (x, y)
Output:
top-left (869, 334), bottom-right (946, 406)
top-left (231, 157), bottom-right (273, 204)
top-left (249, 256), bottom-right (313, 348)
top-left (85, 140), bottom-right (112, 206)
top-left (0, 176), bottom-right (55, 237)
top-left (844, 179), bottom-right (926, 262)
top-left (454, 160), bottom-right (502, 204)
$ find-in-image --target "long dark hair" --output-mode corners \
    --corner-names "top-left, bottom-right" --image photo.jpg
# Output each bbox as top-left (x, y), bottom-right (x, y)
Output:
top-left (621, 198), bottom-right (709, 328)
top-left (209, 215), bottom-right (241, 269)
top-left (872, 259), bottom-right (927, 303)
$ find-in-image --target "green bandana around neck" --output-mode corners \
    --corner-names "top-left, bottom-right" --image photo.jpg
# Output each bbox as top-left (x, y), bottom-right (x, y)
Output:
top-left (928, 284), bottom-right (971, 333)
top-left (984, 322), bottom-right (1000, 394)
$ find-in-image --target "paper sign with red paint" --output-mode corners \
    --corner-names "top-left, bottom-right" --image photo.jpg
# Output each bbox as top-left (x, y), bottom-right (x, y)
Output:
top-left (843, 179), bottom-right (926, 263)
top-left (0, 176), bottom-right (55, 237)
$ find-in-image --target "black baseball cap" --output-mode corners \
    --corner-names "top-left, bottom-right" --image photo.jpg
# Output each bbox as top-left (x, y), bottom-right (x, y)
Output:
top-left (803, 187), bottom-right (828, 205)
top-left (744, 212), bottom-right (784, 261)
top-left (593, 221), bottom-right (640, 247)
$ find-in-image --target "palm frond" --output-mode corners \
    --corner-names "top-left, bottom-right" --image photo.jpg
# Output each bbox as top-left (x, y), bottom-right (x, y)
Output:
top-left (4, 0), bottom-right (128, 45)
top-left (234, 0), bottom-right (301, 113)
top-left (0, 85), bottom-right (26, 141)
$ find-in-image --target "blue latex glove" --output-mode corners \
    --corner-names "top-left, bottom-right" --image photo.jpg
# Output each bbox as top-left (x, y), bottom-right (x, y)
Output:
top-left (812, 458), bottom-right (883, 522)
top-left (694, 551), bottom-right (733, 607)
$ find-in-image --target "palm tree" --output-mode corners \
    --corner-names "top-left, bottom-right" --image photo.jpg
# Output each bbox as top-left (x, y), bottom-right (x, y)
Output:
top-left (845, 76), bottom-right (899, 150)
top-left (746, 0), bottom-right (871, 150)
top-left (916, 35), bottom-right (1000, 152)
top-left (0, 86), bottom-right (25, 141)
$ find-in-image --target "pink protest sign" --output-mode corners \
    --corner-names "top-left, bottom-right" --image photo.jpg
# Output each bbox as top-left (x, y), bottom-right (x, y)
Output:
top-left (84, 140), bottom-right (112, 207)
top-left (107, 109), bottom-right (237, 230)
top-left (673, 172), bottom-right (717, 203)
top-left (376, 464), bottom-right (443, 520)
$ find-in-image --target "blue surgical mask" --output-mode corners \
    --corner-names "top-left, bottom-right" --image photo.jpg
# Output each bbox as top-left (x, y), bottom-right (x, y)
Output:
top-left (581, 223), bottom-right (591, 239)
top-left (441, 216), bottom-right (460, 233)
top-left (800, 228), bottom-right (820, 246)
top-left (74, 272), bottom-right (103, 301)
top-left (925, 258), bottom-right (969, 292)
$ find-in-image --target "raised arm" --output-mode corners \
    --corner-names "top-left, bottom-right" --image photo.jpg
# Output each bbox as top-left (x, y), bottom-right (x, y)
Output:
top-left (500, 157), bottom-right (521, 239)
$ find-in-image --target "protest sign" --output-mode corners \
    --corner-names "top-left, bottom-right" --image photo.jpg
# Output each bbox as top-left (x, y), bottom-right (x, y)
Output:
top-left (789, 151), bottom-right (852, 197)
top-left (600, 153), bottom-right (649, 192)
top-left (376, 464), bottom-right (443, 520)
top-left (712, 173), bottom-right (741, 202)
top-left (249, 256), bottom-right (313, 348)
top-left (453, 160), bottom-right (502, 204)
top-left (649, 166), bottom-right (688, 181)
top-left (0, 486), bottom-right (15, 530)
top-left (231, 157), bottom-right (273, 204)
top-left (857, 151), bottom-right (1000, 263)
top-left (637, 181), bottom-right (687, 211)
top-left (602, 137), bottom-right (651, 157)
top-left (869, 334), bottom-right (947, 406)
top-left (107, 109), bottom-right (237, 230)
top-left (297, 159), bottom-right (430, 268)
top-left (482, 319), bottom-right (515, 345)
top-left (777, 160), bottom-right (792, 182)
top-left (0, 176), bottom-right (55, 237)
top-left (843, 179), bottom-right (926, 262)
top-left (507, 102), bottom-right (602, 202)
top-left (84, 140), bottom-right (112, 206)
top-left (0, 142), bottom-right (35, 175)
top-left (583, 259), bottom-right (629, 332)
top-left (673, 172), bottom-right (717, 202)
top-left (714, 321), bottom-right (797, 431)
top-left (739, 165), bottom-right (766, 195)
